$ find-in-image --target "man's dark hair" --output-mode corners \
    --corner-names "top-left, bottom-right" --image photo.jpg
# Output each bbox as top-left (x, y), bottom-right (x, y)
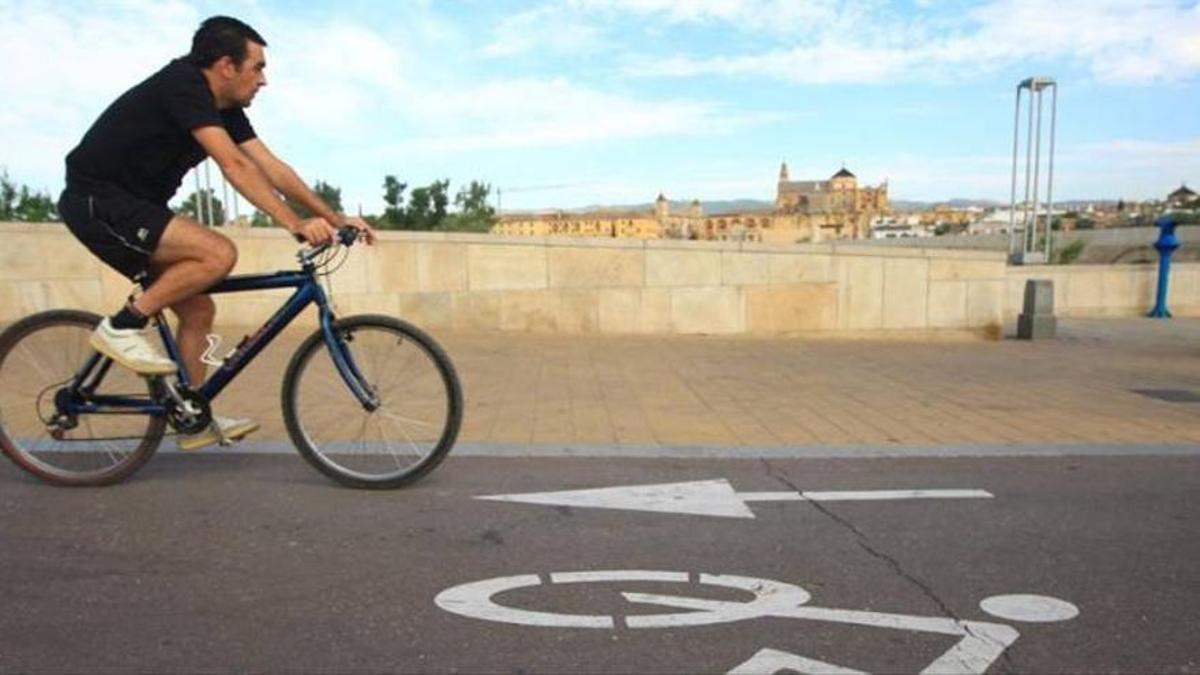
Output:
top-left (189, 16), bottom-right (267, 68)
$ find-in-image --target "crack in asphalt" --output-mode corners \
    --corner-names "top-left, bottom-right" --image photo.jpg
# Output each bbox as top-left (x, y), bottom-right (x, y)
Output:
top-left (760, 458), bottom-right (1018, 673)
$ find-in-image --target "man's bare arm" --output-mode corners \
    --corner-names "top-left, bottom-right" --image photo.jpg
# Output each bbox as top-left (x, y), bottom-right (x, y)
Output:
top-left (239, 138), bottom-right (339, 223)
top-left (192, 126), bottom-right (337, 244)
top-left (241, 137), bottom-right (375, 243)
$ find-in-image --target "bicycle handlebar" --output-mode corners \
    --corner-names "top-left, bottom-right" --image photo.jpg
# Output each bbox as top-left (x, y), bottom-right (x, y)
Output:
top-left (297, 225), bottom-right (362, 264)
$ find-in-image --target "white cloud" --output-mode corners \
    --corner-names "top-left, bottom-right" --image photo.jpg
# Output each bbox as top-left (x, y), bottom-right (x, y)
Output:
top-left (483, 5), bottom-right (608, 58)
top-left (377, 77), bottom-right (776, 154)
top-left (622, 0), bottom-right (1200, 84)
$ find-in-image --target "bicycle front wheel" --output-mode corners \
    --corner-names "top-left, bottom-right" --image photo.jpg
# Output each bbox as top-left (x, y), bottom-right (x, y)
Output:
top-left (281, 315), bottom-right (463, 489)
top-left (0, 310), bottom-right (165, 486)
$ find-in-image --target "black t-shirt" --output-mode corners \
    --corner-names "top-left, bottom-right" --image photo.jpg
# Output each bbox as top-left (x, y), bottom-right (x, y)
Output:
top-left (66, 57), bottom-right (257, 205)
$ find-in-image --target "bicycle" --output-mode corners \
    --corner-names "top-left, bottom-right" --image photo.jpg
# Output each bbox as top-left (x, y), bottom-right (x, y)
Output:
top-left (0, 227), bottom-right (463, 489)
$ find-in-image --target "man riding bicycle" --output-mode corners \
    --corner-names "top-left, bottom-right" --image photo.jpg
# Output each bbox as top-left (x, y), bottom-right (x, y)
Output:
top-left (57, 16), bottom-right (374, 450)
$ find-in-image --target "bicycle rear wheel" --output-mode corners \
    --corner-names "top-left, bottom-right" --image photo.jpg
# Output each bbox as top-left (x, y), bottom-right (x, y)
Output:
top-left (281, 314), bottom-right (463, 489)
top-left (0, 310), bottom-right (165, 486)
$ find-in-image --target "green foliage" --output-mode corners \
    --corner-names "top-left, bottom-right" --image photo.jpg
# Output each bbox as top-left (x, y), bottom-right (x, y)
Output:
top-left (177, 188), bottom-right (226, 225)
top-left (288, 180), bottom-right (343, 219)
top-left (1053, 237), bottom-right (1087, 264)
top-left (250, 210), bottom-right (273, 228)
top-left (0, 171), bottom-right (58, 222)
top-left (374, 176), bottom-right (494, 232)
top-left (379, 175), bottom-right (408, 229)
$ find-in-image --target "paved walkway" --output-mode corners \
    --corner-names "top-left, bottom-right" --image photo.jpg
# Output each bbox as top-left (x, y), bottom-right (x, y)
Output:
top-left (212, 317), bottom-right (1200, 451)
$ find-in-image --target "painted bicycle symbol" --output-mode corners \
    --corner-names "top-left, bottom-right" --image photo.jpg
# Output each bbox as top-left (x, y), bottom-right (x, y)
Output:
top-left (435, 570), bottom-right (1079, 674)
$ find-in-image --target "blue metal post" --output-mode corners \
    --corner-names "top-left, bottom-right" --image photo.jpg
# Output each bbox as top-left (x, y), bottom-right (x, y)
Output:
top-left (1148, 215), bottom-right (1179, 318)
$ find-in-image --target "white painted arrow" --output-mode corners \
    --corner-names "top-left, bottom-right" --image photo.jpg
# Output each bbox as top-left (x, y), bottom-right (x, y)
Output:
top-left (477, 479), bottom-right (993, 519)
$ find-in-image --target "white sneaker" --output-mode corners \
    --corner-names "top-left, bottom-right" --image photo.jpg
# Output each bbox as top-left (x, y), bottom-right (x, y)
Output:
top-left (178, 416), bottom-right (260, 451)
top-left (90, 317), bottom-right (177, 375)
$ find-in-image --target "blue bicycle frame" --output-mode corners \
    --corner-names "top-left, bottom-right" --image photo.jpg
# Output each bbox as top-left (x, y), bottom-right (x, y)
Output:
top-left (64, 244), bottom-right (378, 418)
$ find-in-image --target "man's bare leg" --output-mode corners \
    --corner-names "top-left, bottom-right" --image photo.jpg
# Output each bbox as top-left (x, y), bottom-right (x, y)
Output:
top-left (91, 216), bottom-right (236, 376)
top-left (167, 294), bottom-right (216, 387)
top-left (133, 216), bottom-right (237, 318)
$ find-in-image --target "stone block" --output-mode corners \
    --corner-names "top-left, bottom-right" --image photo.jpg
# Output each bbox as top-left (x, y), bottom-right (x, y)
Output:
top-left (548, 247), bottom-right (644, 288)
top-left (722, 252), bottom-right (771, 286)
top-left (500, 291), bottom-right (558, 333)
top-left (468, 245), bottom-right (547, 291)
top-left (598, 289), bottom-right (642, 334)
top-left (882, 258), bottom-right (929, 329)
top-left (457, 293), bottom-right (502, 332)
top-left (838, 257), bottom-right (884, 329)
top-left (556, 290), bottom-right (600, 333)
top-left (928, 281), bottom-right (968, 328)
top-left (646, 249), bottom-right (722, 287)
top-left (966, 280), bottom-right (1005, 329)
top-left (745, 283), bottom-right (838, 333)
top-left (768, 254), bottom-right (836, 284)
top-left (1099, 270), bottom-right (1134, 310)
top-left (399, 292), bottom-right (455, 329)
top-left (370, 241), bottom-right (418, 294)
top-left (0, 229), bottom-right (100, 281)
top-left (929, 258), bottom-right (1005, 281)
top-left (670, 287), bottom-right (742, 334)
top-left (1021, 279), bottom-right (1055, 315)
top-left (1018, 313), bottom-right (1056, 339)
top-left (1065, 271), bottom-right (1103, 310)
top-left (416, 243), bottom-right (469, 292)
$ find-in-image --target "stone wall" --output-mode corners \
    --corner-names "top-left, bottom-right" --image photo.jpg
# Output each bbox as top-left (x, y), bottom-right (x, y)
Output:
top-left (0, 222), bottom-right (1007, 339)
top-left (1006, 262), bottom-right (1200, 318)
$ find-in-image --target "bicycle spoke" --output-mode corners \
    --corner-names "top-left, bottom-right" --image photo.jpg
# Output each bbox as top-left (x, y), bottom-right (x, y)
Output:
top-left (0, 312), bottom-right (163, 485)
top-left (285, 318), bottom-right (460, 487)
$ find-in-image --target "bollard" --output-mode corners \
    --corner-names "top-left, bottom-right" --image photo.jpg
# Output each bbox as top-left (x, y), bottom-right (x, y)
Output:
top-left (1018, 279), bottom-right (1056, 339)
top-left (1147, 215), bottom-right (1179, 319)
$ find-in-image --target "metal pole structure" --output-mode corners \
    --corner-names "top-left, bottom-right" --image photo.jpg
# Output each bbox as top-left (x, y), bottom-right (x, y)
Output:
top-left (1022, 84), bottom-right (1035, 254)
top-left (221, 173), bottom-right (230, 226)
top-left (193, 167), bottom-right (203, 223)
top-left (1044, 83), bottom-right (1057, 261)
top-left (1030, 85), bottom-right (1043, 257)
top-left (1008, 85), bottom-right (1022, 259)
top-left (1010, 76), bottom-right (1057, 264)
top-left (202, 159), bottom-right (214, 226)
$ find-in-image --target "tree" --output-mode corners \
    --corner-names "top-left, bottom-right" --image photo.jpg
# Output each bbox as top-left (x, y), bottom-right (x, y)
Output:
top-left (0, 171), bottom-right (58, 222)
top-left (177, 188), bottom-right (226, 225)
top-left (287, 180), bottom-right (343, 219)
top-left (401, 179), bottom-right (449, 230)
top-left (378, 175), bottom-right (408, 229)
top-left (250, 210), bottom-right (273, 228)
top-left (441, 180), bottom-right (497, 233)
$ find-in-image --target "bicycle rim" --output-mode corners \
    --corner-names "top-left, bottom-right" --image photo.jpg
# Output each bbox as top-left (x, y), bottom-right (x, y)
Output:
top-left (0, 310), bottom-right (164, 486)
top-left (284, 316), bottom-right (462, 488)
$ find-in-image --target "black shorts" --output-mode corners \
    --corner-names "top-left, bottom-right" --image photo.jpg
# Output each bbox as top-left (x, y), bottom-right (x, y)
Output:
top-left (58, 187), bottom-right (173, 280)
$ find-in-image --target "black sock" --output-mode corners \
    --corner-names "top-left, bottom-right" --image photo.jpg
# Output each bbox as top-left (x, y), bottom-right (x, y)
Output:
top-left (110, 302), bottom-right (149, 330)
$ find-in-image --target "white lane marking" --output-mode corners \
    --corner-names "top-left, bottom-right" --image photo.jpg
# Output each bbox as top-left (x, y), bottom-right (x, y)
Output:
top-left (436, 571), bottom-right (1078, 675)
top-left (433, 574), bottom-right (612, 628)
top-left (980, 594), bottom-right (1080, 622)
top-left (727, 648), bottom-right (868, 675)
top-left (479, 480), bottom-right (993, 518)
top-left (479, 479), bottom-right (757, 518)
top-left (551, 570), bottom-right (688, 584)
top-left (740, 489), bottom-right (994, 502)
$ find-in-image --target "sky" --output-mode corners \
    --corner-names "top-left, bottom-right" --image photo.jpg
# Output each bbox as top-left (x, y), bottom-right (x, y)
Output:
top-left (1, 0), bottom-right (1198, 214)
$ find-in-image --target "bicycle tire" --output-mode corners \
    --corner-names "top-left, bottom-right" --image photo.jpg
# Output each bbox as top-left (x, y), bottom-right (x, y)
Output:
top-left (281, 314), bottom-right (463, 489)
top-left (0, 310), bottom-right (165, 486)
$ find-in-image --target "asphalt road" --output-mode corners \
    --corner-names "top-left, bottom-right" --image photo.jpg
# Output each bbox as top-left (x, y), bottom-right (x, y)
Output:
top-left (1, 451), bottom-right (1198, 673)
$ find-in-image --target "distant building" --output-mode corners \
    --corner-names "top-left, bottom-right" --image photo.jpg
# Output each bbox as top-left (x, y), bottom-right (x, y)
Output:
top-left (869, 215), bottom-right (933, 239)
top-left (1168, 183), bottom-right (1197, 209)
top-left (492, 163), bottom-right (891, 243)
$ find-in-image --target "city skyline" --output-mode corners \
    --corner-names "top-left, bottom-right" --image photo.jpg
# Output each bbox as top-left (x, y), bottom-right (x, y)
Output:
top-left (2, 0), bottom-right (1198, 214)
